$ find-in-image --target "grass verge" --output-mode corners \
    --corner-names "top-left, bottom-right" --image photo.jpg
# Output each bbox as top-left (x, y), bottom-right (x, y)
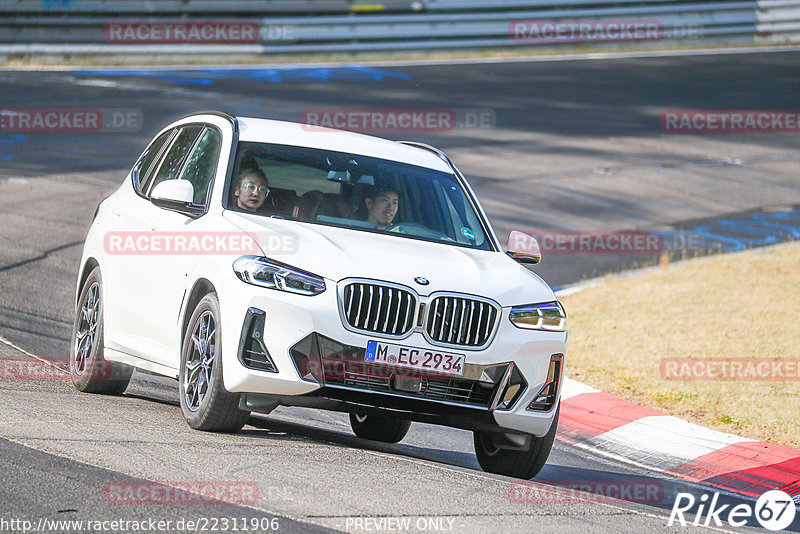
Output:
top-left (560, 242), bottom-right (800, 449)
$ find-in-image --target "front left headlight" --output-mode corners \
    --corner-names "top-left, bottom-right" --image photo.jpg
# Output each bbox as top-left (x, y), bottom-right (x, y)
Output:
top-left (233, 256), bottom-right (326, 296)
top-left (509, 301), bottom-right (566, 331)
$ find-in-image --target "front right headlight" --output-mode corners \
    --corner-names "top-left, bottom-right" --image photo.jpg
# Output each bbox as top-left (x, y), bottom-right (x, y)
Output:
top-left (509, 301), bottom-right (566, 331)
top-left (233, 256), bottom-right (326, 296)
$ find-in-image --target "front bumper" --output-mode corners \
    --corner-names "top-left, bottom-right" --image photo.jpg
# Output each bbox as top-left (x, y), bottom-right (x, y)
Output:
top-left (220, 278), bottom-right (566, 437)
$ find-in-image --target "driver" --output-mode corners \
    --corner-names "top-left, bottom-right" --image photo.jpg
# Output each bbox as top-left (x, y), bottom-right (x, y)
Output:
top-left (365, 187), bottom-right (399, 230)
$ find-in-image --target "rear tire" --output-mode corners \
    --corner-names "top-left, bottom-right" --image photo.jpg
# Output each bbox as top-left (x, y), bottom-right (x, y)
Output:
top-left (70, 267), bottom-right (132, 394)
top-left (349, 413), bottom-right (411, 444)
top-left (179, 293), bottom-right (250, 433)
top-left (473, 406), bottom-right (559, 479)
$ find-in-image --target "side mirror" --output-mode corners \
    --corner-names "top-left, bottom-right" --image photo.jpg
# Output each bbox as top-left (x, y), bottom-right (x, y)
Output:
top-left (507, 230), bottom-right (542, 264)
top-left (150, 180), bottom-right (204, 217)
top-left (151, 179), bottom-right (194, 203)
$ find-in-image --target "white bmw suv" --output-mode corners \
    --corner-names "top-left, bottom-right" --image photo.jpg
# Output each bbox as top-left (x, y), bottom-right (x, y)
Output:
top-left (71, 112), bottom-right (567, 479)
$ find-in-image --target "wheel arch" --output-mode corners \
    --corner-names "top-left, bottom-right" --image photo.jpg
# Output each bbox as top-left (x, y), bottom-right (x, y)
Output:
top-left (181, 278), bottom-right (217, 342)
top-left (76, 257), bottom-right (100, 307)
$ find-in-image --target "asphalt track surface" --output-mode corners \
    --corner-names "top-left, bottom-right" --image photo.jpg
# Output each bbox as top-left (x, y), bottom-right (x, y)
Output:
top-left (1, 50), bottom-right (799, 533)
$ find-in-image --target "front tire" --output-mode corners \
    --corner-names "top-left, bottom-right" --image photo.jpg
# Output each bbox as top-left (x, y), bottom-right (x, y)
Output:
top-left (349, 413), bottom-right (411, 443)
top-left (179, 293), bottom-right (250, 432)
top-left (70, 267), bottom-right (132, 394)
top-left (473, 406), bottom-right (559, 479)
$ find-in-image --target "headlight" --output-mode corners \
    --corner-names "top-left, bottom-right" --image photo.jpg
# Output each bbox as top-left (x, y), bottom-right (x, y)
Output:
top-left (509, 301), bottom-right (566, 331)
top-left (233, 256), bottom-right (326, 296)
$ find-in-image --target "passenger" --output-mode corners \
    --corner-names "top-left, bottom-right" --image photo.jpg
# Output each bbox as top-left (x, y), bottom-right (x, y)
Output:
top-left (234, 167), bottom-right (269, 212)
top-left (365, 187), bottom-right (399, 230)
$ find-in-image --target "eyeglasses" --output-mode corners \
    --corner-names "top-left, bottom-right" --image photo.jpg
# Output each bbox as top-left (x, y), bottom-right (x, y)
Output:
top-left (240, 183), bottom-right (269, 195)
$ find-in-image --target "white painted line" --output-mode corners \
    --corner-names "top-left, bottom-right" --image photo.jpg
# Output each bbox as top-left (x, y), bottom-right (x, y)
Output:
top-left (565, 437), bottom-right (763, 506)
top-left (0, 334), bottom-right (44, 359)
top-left (0, 334), bottom-right (71, 374)
top-left (560, 377), bottom-right (600, 401)
top-left (555, 280), bottom-right (602, 299)
top-left (71, 79), bottom-right (120, 88)
top-left (2, 44), bottom-right (800, 71)
top-left (352, 44), bottom-right (800, 68)
top-left (584, 415), bottom-right (754, 471)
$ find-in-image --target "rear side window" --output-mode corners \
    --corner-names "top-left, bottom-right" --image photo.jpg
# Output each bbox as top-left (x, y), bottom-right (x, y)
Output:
top-left (132, 129), bottom-right (174, 194)
top-left (147, 125), bottom-right (203, 195)
top-left (179, 127), bottom-right (222, 206)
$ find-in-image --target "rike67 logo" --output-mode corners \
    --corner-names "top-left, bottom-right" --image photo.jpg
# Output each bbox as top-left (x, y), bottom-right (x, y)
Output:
top-left (668, 490), bottom-right (797, 531)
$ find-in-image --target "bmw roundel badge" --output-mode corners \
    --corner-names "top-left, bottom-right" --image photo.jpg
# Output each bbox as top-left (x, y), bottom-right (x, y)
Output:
top-left (414, 276), bottom-right (429, 286)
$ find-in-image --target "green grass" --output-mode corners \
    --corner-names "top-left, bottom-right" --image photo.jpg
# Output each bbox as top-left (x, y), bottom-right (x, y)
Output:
top-left (562, 243), bottom-right (800, 449)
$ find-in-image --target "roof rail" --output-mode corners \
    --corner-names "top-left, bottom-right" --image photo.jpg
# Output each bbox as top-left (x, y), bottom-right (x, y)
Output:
top-left (176, 110), bottom-right (239, 139)
top-left (397, 140), bottom-right (452, 165)
top-left (176, 110), bottom-right (237, 125)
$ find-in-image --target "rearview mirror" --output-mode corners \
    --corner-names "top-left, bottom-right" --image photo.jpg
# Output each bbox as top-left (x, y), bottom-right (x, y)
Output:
top-left (507, 230), bottom-right (542, 264)
top-left (326, 170), bottom-right (374, 185)
top-left (150, 180), bottom-right (204, 217)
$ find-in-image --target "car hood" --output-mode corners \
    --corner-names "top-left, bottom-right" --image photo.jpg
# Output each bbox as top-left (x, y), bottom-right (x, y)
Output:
top-left (223, 211), bottom-right (555, 307)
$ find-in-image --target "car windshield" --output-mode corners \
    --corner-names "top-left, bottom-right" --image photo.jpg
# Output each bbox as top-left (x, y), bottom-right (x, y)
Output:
top-left (227, 141), bottom-right (493, 250)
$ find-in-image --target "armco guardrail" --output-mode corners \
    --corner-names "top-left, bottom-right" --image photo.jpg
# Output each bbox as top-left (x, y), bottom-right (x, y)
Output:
top-left (0, 0), bottom-right (798, 55)
top-left (1, 1), bottom-right (423, 15)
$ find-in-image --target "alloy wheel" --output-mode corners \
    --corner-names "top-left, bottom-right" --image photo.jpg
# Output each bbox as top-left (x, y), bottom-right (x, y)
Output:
top-left (184, 310), bottom-right (216, 412)
top-left (74, 281), bottom-right (100, 376)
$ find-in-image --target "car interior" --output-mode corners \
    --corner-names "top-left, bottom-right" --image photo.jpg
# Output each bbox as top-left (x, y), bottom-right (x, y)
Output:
top-left (228, 146), bottom-right (391, 226)
top-left (225, 142), bottom-right (490, 249)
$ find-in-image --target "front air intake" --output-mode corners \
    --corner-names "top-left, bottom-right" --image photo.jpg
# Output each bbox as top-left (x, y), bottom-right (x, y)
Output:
top-left (527, 353), bottom-right (563, 412)
top-left (237, 307), bottom-right (277, 373)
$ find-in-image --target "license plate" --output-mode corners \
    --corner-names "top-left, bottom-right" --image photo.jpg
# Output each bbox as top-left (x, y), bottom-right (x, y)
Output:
top-left (365, 340), bottom-right (465, 377)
